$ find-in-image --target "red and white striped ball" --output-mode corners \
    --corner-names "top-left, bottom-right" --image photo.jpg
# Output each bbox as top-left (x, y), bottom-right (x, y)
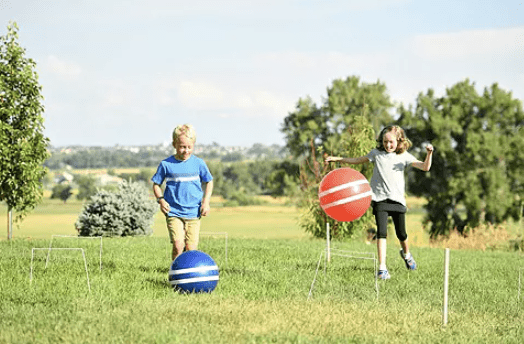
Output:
top-left (318, 168), bottom-right (372, 222)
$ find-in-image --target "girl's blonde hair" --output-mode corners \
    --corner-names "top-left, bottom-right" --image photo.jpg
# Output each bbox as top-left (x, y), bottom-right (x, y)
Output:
top-left (172, 124), bottom-right (196, 143)
top-left (376, 125), bottom-right (412, 154)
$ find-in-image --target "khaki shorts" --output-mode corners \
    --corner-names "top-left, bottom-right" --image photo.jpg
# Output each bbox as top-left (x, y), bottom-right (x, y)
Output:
top-left (166, 216), bottom-right (201, 246)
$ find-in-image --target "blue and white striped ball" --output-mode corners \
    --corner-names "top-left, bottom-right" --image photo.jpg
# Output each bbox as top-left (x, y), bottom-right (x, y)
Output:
top-left (168, 250), bottom-right (219, 293)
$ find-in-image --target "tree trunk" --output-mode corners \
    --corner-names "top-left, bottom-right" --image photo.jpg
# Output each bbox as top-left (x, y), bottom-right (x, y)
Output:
top-left (7, 207), bottom-right (13, 240)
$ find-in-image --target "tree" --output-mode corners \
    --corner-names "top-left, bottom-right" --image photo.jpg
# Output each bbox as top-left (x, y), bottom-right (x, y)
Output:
top-left (281, 76), bottom-right (390, 238)
top-left (75, 175), bottom-right (98, 200)
top-left (298, 116), bottom-right (376, 239)
top-left (50, 184), bottom-right (73, 203)
top-left (0, 22), bottom-right (49, 239)
top-left (399, 79), bottom-right (524, 237)
top-left (281, 76), bottom-right (393, 158)
top-left (76, 180), bottom-right (157, 237)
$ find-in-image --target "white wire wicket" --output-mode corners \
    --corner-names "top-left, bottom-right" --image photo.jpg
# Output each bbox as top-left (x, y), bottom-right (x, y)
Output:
top-left (308, 248), bottom-right (378, 301)
top-left (200, 231), bottom-right (228, 264)
top-left (30, 248), bottom-right (91, 293)
top-left (46, 235), bottom-right (103, 271)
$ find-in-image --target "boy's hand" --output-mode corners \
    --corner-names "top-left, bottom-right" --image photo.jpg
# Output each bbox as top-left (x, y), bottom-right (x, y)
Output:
top-left (426, 144), bottom-right (434, 153)
top-left (159, 199), bottom-right (170, 215)
top-left (200, 201), bottom-right (211, 217)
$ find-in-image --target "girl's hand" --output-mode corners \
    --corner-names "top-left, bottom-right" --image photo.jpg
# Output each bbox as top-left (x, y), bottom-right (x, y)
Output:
top-left (426, 144), bottom-right (434, 153)
top-left (325, 156), bottom-right (341, 163)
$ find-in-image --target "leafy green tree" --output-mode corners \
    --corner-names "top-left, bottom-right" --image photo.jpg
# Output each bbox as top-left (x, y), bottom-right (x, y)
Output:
top-left (399, 79), bottom-right (524, 237)
top-left (281, 96), bottom-right (325, 158)
top-left (282, 76), bottom-right (393, 158)
top-left (265, 160), bottom-right (301, 197)
top-left (0, 22), bottom-right (49, 239)
top-left (75, 175), bottom-right (98, 201)
top-left (281, 76), bottom-right (392, 238)
top-left (50, 184), bottom-right (73, 203)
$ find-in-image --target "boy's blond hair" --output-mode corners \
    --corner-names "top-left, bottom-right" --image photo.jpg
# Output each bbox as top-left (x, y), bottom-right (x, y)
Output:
top-left (376, 125), bottom-right (412, 154)
top-left (172, 124), bottom-right (196, 143)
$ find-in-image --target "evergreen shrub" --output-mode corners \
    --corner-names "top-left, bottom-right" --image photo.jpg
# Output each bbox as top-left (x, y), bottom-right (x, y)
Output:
top-left (76, 180), bottom-right (157, 237)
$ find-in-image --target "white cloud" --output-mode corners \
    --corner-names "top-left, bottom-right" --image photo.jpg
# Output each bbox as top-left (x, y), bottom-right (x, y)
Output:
top-left (413, 26), bottom-right (524, 60)
top-left (45, 55), bottom-right (82, 80)
top-left (97, 79), bottom-right (137, 108)
top-left (176, 81), bottom-right (225, 109)
top-left (174, 79), bottom-right (294, 118)
top-left (255, 50), bottom-right (389, 72)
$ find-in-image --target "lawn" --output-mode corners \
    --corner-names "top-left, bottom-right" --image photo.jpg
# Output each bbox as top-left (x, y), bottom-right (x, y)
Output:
top-left (1, 197), bottom-right (523, 343)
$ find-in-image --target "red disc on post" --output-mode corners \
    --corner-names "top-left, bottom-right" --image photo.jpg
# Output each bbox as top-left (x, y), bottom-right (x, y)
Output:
top-left (318, 168), bottom-right (372, 222)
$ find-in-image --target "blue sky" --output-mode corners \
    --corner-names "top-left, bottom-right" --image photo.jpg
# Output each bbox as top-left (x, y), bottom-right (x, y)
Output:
top-left (1, 0), bottom-right (523, 147)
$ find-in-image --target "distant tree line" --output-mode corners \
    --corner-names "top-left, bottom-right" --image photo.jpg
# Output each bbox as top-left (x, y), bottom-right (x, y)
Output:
top-left (44, 143), bottom-right (288, 170)
top-left (48, 160), bottom-right (301, 207)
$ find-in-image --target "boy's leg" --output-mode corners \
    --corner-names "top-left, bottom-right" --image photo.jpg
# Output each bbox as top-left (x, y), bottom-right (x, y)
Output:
top-left (166, 217), bottom-right (186, 260)
top-left (184, 218), bottom-right (201, 251)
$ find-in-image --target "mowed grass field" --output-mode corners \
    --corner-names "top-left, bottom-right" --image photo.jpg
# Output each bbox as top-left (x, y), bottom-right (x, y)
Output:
top-left (0, 195), bottom-right (429, 243)
top-left (0, 196), bottom-right (309, 241)
top-left (1, 196), bottom-right (523, 343)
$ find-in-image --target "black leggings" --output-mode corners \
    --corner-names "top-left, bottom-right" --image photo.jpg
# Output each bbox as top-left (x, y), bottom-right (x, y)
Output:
top-left (373, 200), bottom-right (408, 241)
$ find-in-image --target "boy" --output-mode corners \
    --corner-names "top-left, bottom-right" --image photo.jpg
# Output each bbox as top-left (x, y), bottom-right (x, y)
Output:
top-left (152, 124), bottom-right (214, 260)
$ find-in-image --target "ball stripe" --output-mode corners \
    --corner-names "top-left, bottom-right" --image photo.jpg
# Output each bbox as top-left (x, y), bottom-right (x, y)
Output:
top-left (170, 266), bottom-right (218, 275)
top-left (318, 179), bottom-right (369, 198)
top-left (170, 276), bottom-right (220, 286)
top-left (321, 190), bottom-right (372, 209)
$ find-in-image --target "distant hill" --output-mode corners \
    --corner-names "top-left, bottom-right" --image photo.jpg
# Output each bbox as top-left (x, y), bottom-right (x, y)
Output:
top-left (45, 143), bottom-right (289, 169)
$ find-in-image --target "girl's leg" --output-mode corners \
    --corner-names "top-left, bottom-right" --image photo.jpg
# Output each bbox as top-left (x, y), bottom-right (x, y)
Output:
top-left (392, 212), bottom-right (417, 269)
top-left (377, 238), bottom-right (387, 270)
top-left (391, 212), bottom-right (410, 255)
top-left (374, 211), bottom-right (389, 270)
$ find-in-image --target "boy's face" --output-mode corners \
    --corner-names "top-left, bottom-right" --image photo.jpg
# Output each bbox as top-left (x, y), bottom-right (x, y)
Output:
top-left (382, 131), bottom-right (398, 153)
top-left (173, 135), bottom-right (194, 161)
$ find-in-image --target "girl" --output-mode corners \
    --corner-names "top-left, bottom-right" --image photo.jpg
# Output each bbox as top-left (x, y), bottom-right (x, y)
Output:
top-left (325, 125), bottom-right (433, 280)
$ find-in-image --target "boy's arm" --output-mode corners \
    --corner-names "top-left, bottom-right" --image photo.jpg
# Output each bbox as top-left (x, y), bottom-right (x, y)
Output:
top-left (200, 180), bottom-right (214, 217)
top-left (153, 183), bottom-right (170, 215)
top-left (325, 156), bottom-right (370, 165)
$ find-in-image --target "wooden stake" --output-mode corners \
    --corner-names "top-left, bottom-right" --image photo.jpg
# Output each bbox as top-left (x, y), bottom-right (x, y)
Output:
top-left (326, 222), bottom-right (331, 263)
top-left (443, 248), bottom-right (450, 326)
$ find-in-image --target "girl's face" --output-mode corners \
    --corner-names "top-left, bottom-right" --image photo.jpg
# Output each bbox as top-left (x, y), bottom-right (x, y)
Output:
top-left (173, 135), bottom-right (194, 161)
top-left (382, 131), bottom-right (398, 153)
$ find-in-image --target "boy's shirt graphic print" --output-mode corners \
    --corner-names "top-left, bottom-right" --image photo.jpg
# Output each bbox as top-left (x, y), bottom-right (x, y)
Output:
top-left (151, 155), bottom-right (213, 219)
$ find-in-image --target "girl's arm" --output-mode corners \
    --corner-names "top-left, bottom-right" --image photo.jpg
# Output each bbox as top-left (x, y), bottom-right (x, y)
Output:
top-left (325, 156), bottom-right (370, 165)
top-left (412, 144), bottom-right (434, 171)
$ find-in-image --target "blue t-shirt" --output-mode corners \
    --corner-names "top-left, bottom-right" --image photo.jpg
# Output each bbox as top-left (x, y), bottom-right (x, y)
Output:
top-left (151, 155), bottom-right (213, 219)
top-left (365, 149), bottom-right (417, 206)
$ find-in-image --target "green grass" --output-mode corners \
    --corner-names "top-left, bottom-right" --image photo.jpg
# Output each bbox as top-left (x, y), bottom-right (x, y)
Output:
top-left (0, 198), bottom-right (308, 240)
top-left (1, 198), bottom-right (523, 343)
top-left (1, 236), bottom-right (524, 343)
